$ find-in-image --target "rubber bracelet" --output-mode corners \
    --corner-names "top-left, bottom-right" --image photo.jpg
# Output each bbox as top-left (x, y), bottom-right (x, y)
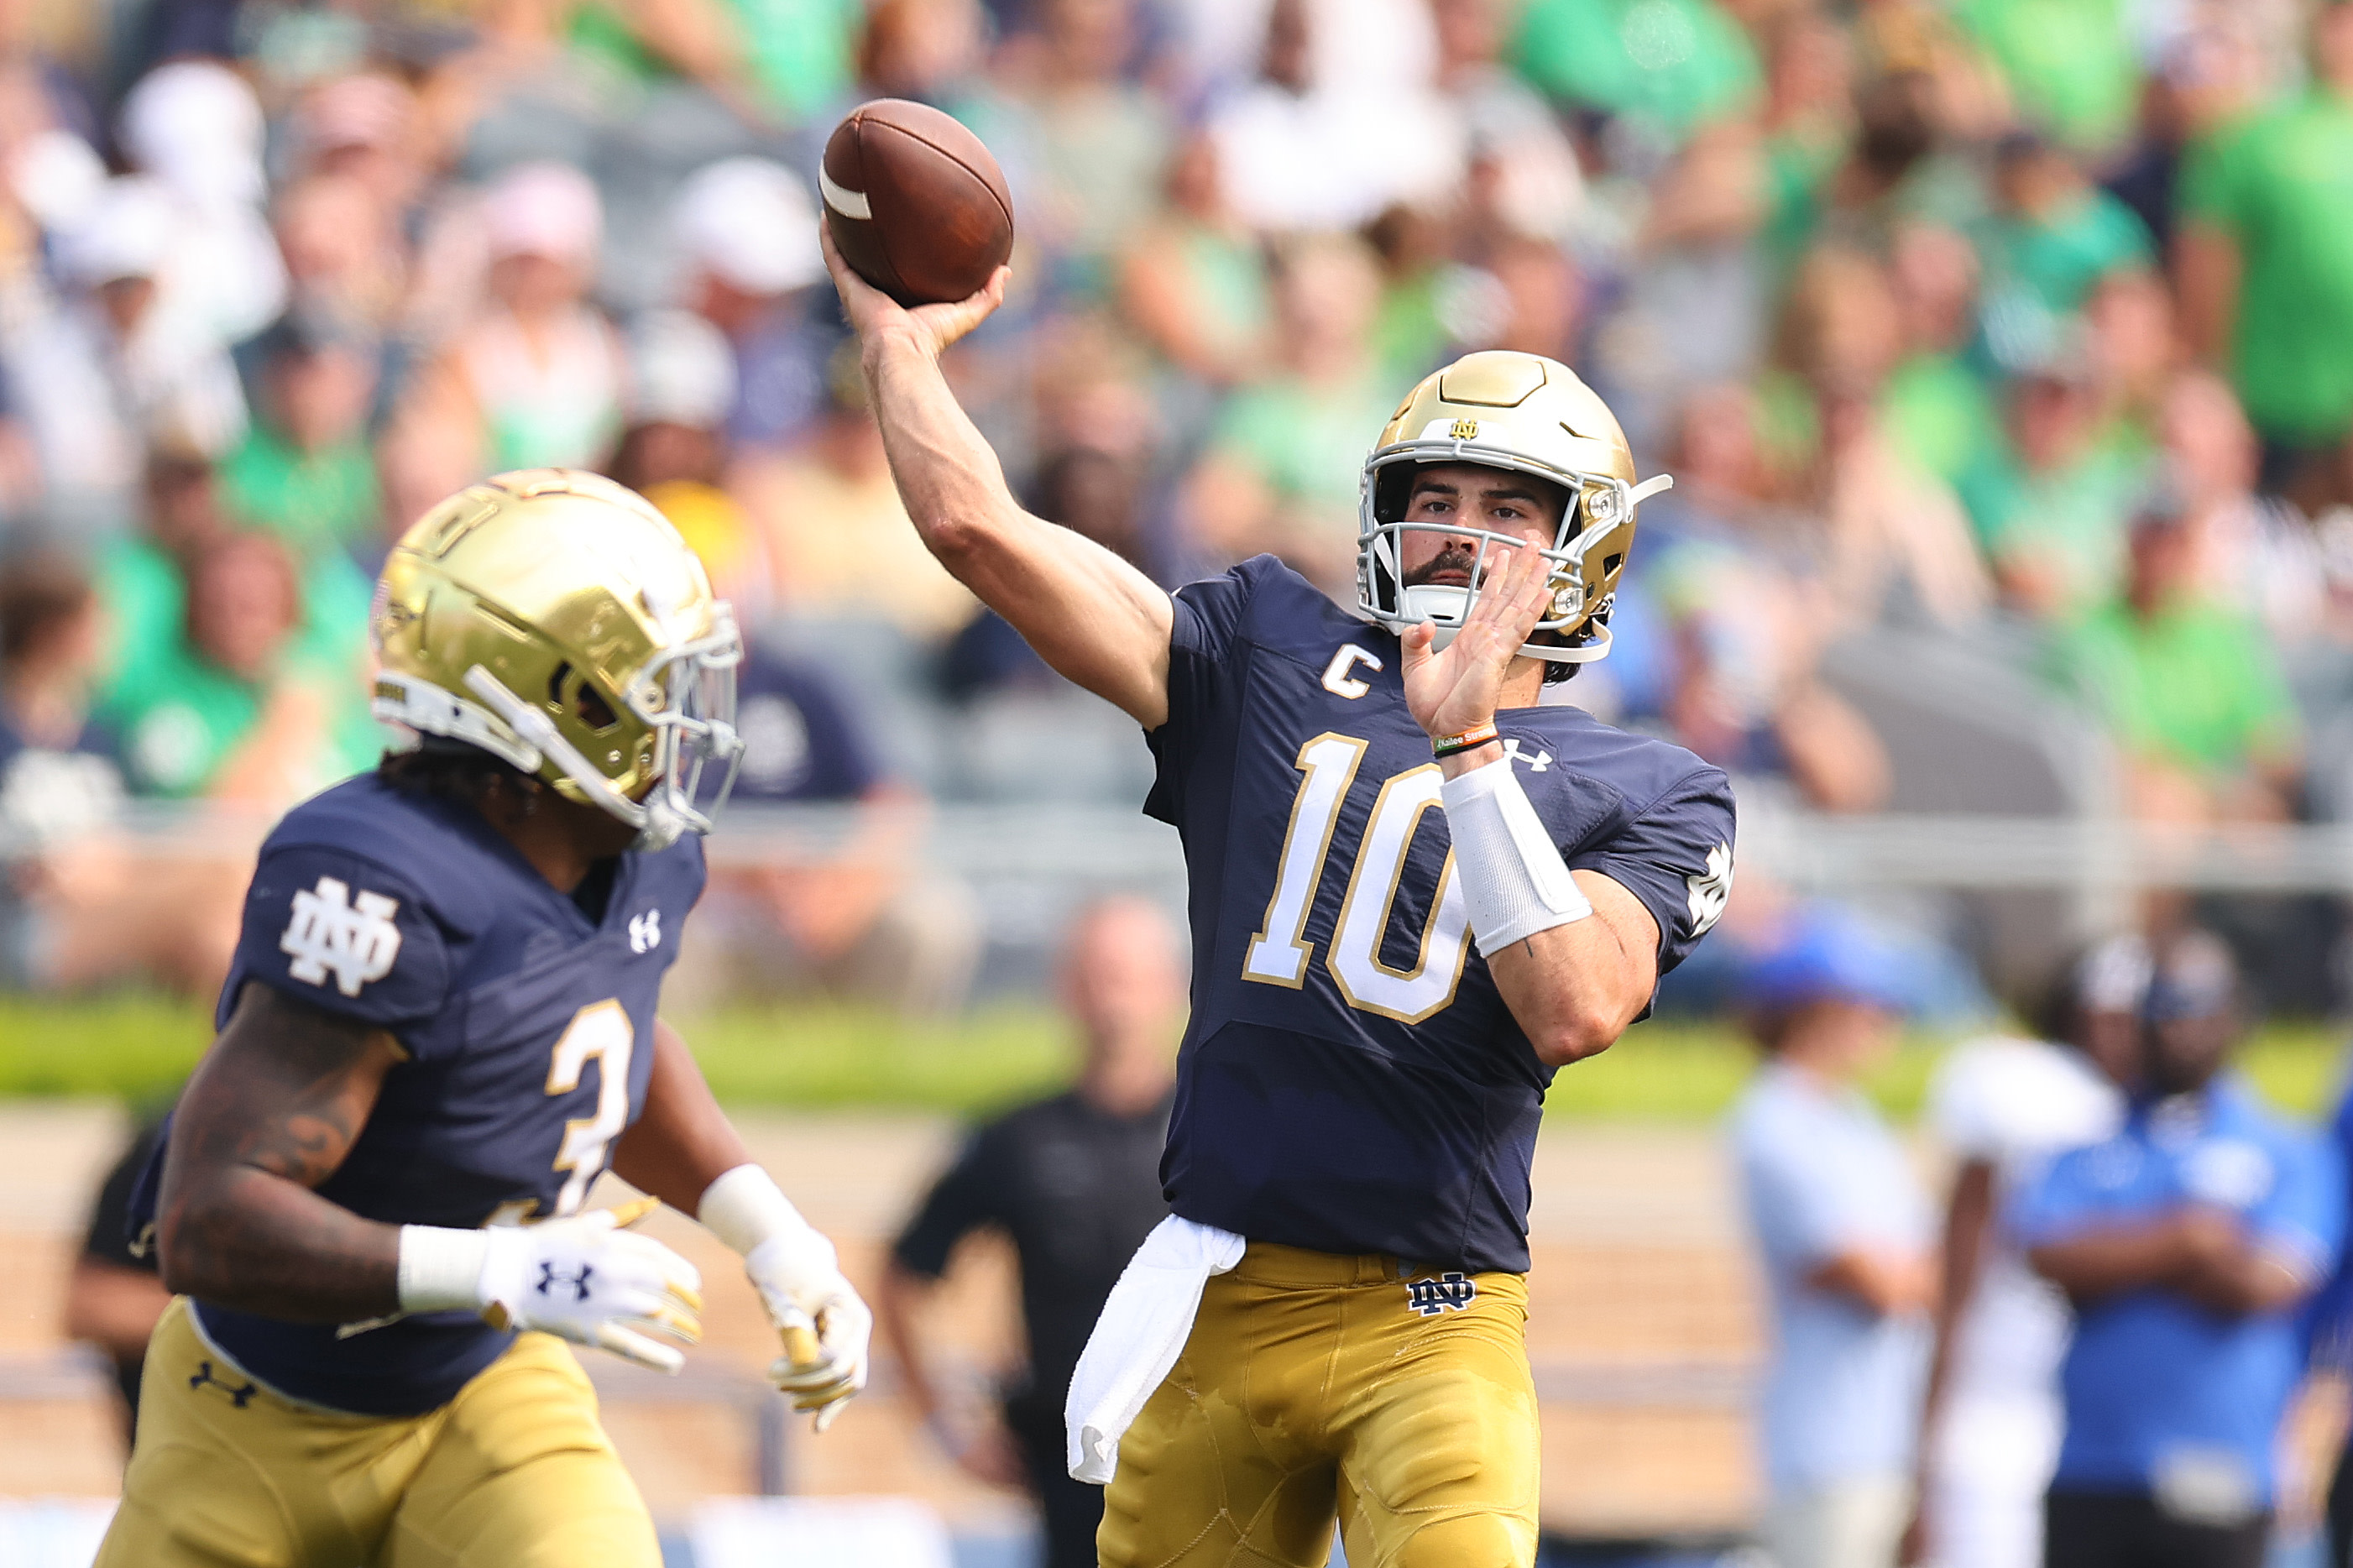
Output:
top-left (1431, 722), bottom-right (1500, 758)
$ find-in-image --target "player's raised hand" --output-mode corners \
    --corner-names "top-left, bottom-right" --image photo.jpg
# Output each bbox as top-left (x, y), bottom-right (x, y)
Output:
top-left (1400, 541), bottom-right (1556, 744)
top-left (823, 218), bottom-right (1008, 362)
top-left (471, 1201), bottom-right (704, 1373)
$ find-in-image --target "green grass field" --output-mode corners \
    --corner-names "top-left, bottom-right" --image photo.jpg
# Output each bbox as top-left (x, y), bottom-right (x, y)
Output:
top-left (7, 991), bottom-right (2347, 1126)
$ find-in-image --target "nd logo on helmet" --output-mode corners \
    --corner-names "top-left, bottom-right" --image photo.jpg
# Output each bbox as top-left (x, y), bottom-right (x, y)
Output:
top-left (1449, 418), bottom-right (1480, 441)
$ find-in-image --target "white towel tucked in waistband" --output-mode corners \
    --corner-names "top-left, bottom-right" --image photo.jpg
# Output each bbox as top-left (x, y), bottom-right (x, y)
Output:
top-left (1064, 1215), bottom-right (1246, 1483)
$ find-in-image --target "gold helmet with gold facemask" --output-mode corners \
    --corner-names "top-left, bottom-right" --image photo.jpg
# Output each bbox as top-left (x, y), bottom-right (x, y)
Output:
top-left (1357, 351), bottom-right (1671, 670)
top-left (370, 469), bottom-right (744, 849)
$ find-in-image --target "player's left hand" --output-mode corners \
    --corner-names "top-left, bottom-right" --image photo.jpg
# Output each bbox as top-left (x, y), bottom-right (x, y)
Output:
top-left (743, 1230), bottom-right (872, 1430)
top-left (1401, 539), bottom-right (1555, 743)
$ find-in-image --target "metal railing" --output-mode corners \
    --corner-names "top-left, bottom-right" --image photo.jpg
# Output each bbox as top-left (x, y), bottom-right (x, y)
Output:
top-left (15, 802), bottom-right (2353, 897)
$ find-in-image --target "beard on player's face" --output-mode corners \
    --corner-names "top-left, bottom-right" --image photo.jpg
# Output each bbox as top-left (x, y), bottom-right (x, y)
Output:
top-left (1402, 542), bottom-right (1484, 589)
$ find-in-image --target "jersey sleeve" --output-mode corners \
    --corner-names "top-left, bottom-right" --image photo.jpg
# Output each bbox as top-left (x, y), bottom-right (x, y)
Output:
top-left (1928, 1041), bottom-right (2012, 1163)
top-left (1143, 557), bottom-right (1275, 826)
top-left (228, 841), bottom-right (453, 1043)
top-left (1566, 763), bottom-right (1736, 975)
top-left (891, 1126), bottom-right (1009, 1279)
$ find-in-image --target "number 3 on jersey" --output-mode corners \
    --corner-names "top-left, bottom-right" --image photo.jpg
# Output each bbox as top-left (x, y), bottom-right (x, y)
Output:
top-left (1244, 732), bottom-right (1473, 1024)
top-left (546, 1001), bottom-right (634, 1217)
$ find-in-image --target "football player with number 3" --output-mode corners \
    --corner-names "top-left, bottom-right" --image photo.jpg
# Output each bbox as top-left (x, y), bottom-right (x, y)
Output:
top-left (823, 228), bottom-right (1735, 1564)
top-left (95, 471), bottom-right (871, 1568)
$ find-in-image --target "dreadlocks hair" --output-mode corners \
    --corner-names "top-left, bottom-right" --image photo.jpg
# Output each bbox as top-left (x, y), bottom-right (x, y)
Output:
top-left (378, 737), bottom-right (545, 813)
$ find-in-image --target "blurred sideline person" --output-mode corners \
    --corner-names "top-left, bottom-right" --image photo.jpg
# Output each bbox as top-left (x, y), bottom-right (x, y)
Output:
top-left (93, 472), bottom-right (871, 1568)
top-left (1906, 941), bottom-right (2141, 1568)
top-left (2286, 987), bottom-right (2353, 1564)
top-left (877, 897), bottom-right (1183, 1568)
top-left (2019, 931), bottom-right (2342, 1568)
top-left (63, 1118), bottom-right (171, 1449)
top-left (1730, 907), bottom-right (1936, 1568)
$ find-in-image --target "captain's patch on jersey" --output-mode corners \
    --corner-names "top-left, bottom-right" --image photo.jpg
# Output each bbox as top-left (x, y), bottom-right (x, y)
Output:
top-left (1686, 843), bottom-right (1734, 937)
top-left (1406, 1271), bottom-right (1477, 1316)
top-left (280, 875), bottom-right (405, 997)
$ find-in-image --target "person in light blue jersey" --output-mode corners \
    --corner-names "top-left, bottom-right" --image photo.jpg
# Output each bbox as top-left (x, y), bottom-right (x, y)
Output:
top-left (1730, 907), bottom-right (1933, 1568)
top-left (2016, 929), bottom-right (2342, 1568)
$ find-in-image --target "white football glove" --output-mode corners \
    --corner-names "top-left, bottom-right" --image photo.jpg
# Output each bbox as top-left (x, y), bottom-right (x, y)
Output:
top-left (398, 1198), bottom-right (703, 1373)
top-left (701, 1164), bottom-right (871, 1430)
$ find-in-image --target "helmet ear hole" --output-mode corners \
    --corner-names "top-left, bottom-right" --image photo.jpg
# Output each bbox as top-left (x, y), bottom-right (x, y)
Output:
top-left (1602, 552), bottom-right (1624, 578)
top-left (547, 660), bottom-right (620, 731)
top-left (575, 682), bottom-right (618, 732)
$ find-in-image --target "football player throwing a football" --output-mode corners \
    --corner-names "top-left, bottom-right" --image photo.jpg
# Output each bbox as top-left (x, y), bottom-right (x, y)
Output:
top-left (826, 233), bottom-right (1735, 1565)
top-left (97, 471), bottom-right (870, 1568)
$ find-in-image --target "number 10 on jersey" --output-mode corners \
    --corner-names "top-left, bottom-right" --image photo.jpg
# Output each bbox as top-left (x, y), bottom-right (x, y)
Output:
top-left (1244, 732), bottom-right (1474, 1025)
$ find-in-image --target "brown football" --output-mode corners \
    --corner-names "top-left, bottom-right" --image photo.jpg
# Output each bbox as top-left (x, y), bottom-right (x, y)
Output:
top-left (821, 99), bottom-right (1014, 308)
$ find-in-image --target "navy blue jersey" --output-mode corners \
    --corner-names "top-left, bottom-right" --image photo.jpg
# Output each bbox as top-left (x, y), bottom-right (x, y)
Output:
top-left (1149, 557), bottom-right (1734, 1273)
top-left (178, 772), bottom-right (706, 1415)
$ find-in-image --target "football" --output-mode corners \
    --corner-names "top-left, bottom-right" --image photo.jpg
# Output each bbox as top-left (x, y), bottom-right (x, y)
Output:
top-left (820, 99), bottom-right (1014, 308)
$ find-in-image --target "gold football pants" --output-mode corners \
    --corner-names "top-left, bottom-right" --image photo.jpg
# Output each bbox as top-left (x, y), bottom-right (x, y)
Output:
top-left (96, 1297), bottom-right (661, 1568)
top-left (1099, 1242), bottom-right (1539, 1568)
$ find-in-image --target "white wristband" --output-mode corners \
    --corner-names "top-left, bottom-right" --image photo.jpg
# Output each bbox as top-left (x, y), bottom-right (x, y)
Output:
top-left (397, 1224), bottom-right (490, 1314)
top-left (698, 1163), bottom-right (814, 1257)
top-left (1440, 756), bottom-right (1592, 957)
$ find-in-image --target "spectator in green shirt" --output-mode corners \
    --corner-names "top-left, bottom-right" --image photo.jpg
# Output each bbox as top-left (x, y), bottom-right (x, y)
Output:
top-left (1975, 347), bottom-right (2152, 617)
top-left (1511, 0), bottom-right (1761, 144)
top-left (2178, 0), bottom-right (2353, 481)
top-left (2044, 489), bottom-right (2303, 822)
top-left (1953, 0), bottom-right (2140, 154)
top-left (1976, 131), bottom-right (2156, 318)
top-left (102, 532), bottom-right (379, 806)
top-left (97, 452), bottom-right (375, 705)
top-left (219, 313), bottom-right (383, 562)
top-left (1183, 236), bottom-right (1396, 595)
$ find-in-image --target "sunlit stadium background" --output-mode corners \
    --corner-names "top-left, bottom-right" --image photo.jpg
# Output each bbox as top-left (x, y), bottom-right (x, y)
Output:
top-left (7, 0), bottom-right (2353, 1563)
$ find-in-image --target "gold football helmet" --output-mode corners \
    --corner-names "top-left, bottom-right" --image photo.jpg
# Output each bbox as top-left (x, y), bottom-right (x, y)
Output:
top-left (371, 468), bottom-right (744, 849)
top-left (1357, 350), bottom-right (1671, 668)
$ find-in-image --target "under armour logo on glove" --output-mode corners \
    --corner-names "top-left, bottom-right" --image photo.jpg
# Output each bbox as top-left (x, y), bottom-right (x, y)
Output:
top-left (536, 1261), bottom-right (596, 1302)
top-left (280, 876), bottom-right (403, 996)
top-left (629, 909), bottom-right (661, 954)
top-left (189, 1360), bottom-right (258, 1408)
top-left (1405, 1272), bottom-right (1477, 1316)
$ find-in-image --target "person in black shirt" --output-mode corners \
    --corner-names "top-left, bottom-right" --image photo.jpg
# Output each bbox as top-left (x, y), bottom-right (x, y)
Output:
top-left (877, 896), bottom-right (1184, 1568)
top-left (65, 1116), bottom-right (171, 1448)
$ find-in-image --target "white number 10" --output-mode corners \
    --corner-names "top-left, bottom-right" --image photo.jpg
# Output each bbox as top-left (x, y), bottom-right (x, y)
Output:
top-left (1243, 732), bottom-right (1473, 1024)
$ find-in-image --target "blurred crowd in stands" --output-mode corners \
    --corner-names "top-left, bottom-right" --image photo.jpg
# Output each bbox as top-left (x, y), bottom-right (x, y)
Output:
top-left (3, 0), bottom-right (2353, 1004)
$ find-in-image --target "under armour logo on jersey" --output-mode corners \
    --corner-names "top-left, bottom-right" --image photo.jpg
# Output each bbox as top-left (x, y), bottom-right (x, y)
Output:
top-left (536, 1261), bottom-right (595, 1302)
top-left (280, 876), bottom-right (403, 997)
top-left (1406, 1272), bottom-right (1477, 1316)
top-left (1502, 738), bottom-right (1551, 773)
top-left (1686, 843), bottom-right (1734, 937)
top-left (629, 909), bottom-right (662, 954)
top-left (189, 1360), bottom-right (258, 1408)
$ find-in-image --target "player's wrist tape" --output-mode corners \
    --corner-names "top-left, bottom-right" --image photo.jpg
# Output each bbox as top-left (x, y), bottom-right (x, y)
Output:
top-left (1430, 721), bottom-right (1499, 758)
top-left (698, 1163), bottom-right (816, 1257)
top-left (1440, 758), bottom-right (1592, 955)
top-left (397, 1225), bottom-right (493, 1314)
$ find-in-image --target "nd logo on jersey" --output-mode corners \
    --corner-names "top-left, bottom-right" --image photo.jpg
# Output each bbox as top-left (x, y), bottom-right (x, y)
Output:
top-left (280, 876), bottom-right (403, 997)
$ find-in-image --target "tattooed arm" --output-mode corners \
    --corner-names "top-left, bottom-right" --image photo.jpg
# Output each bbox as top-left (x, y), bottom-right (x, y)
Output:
top-left (154, 981), bottom-right (408, 1321)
